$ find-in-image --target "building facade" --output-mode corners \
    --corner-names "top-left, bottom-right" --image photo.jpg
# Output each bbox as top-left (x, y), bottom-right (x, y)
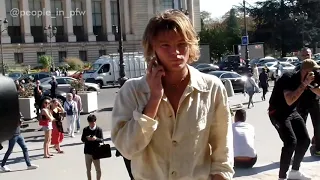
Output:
top-left (0, 0), bottom-right (200, 67)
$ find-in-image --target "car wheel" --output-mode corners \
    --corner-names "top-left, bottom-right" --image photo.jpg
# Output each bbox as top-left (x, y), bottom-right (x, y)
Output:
top-left (96, 80), bottom-right (103, 88)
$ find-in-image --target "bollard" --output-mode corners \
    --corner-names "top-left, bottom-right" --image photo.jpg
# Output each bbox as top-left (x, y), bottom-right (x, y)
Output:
top-left (224, 79), bottom-right (234, 97)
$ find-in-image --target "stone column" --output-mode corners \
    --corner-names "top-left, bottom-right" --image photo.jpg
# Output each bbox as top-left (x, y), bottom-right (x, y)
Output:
top-left (123, 0), bottom-right (133, 40)
top-left (0, 0), bottom-right (11, 43)
top-left (187, 0), bottom-right (194, 25)
top-left (42, 0), bottom-right (56, 42)
top-left (182, 0), bottom-right (187, 9)
top-left (102, 0), bottom-right (115, 41)
top-left (83, 0), bottom-right (96, 41)
top-left (154, 0), bottom-right (160, 13)
top-left (63, 0), bottom-right (76, 42)
top-left (21, 0), bottom-right (34, 43)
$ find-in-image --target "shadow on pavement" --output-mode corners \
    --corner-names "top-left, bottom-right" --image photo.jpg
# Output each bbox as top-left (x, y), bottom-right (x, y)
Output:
top-left (0, 148), bottom-right (43, 156)
top-left (302, 156), bottom-right (320, 162)
top-left (233, 162), bottom-right (279, 177)
top-left (97, 107), bottom-right (113, 112)
top-left (1, 154), bottom-right (44, 166)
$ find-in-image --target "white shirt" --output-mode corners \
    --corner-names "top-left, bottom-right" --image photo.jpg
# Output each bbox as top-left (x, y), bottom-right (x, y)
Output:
top-left (232, 122), bottom-right (256, 158)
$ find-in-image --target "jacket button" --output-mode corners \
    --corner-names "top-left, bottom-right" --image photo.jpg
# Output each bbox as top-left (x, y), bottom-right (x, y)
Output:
top-left (172, 140), bottom-right (178, 146)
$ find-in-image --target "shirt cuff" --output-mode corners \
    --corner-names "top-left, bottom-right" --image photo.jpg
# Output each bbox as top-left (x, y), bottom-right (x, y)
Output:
top-left (133, 110), bottom-right (158, 132)
top-left (211, 171), bottom-right (233, 180)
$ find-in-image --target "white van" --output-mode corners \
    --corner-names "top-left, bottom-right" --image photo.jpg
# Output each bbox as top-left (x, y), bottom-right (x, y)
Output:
top-left (82, 53), bottom-right (147, 87)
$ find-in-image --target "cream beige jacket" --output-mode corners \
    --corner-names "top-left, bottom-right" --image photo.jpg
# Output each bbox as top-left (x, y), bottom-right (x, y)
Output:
top-left (112, 66), bottom-right (234, 180)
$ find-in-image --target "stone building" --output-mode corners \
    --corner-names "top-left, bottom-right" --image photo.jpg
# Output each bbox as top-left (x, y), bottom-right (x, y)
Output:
top-left (0, 0), bottom-right (200, 67)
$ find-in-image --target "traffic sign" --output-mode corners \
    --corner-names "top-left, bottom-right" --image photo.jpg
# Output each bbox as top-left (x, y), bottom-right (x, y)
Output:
top-left (241, 36), bottom-right (249, 45)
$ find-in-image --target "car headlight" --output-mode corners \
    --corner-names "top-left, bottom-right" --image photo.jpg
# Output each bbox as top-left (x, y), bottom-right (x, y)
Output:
top-left (241, 76), bottom-right (247, 81)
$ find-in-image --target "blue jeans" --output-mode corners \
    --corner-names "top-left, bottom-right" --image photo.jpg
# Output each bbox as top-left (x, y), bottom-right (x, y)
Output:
top-left (1, 135), bottom-right (31, 167)
top-left (76, 112), bottom-right (80, 130)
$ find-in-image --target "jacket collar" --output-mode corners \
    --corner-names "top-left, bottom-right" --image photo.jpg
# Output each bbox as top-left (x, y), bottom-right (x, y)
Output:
top-left (138, 65), bottom-right (209, 93)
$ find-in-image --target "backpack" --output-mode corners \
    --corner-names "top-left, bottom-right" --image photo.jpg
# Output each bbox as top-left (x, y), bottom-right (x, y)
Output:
top-left (66, 102), bottom-right (74, 115)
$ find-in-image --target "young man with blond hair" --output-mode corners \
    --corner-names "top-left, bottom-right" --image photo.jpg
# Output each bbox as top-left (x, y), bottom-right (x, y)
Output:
top-left (112, 9), bottom-right (234, 180)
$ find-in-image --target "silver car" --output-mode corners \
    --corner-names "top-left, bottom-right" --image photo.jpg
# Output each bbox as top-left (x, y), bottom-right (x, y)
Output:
top-left (40, 77), bottom-right (100, 93)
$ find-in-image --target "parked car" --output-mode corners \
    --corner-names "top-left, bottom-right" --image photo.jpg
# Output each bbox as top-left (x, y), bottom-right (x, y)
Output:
top-left (278, 57), bottom-right (299, 64)
top-left (8, 72), bottom-right (23, 81)
top-left (42, 89), bottom-right (67, 103)
top-left (39, 77), bottom-right (100, 93)
top-left (197, 66), bottom-right (219, 73)
top-left (261, 62), bottom-right (295, 79)
top-left (206, 71), bottom-right (246, 92)
top-left (192, 63), bottom-right (219, 70)
top-left (256, 57), bottom-right (278, 66)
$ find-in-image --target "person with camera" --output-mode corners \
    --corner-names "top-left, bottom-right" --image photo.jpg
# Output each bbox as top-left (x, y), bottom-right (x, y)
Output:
top-left (34, 80), bottom-right (43, 118)
top-left (296, 47), bottom-right (320, 156)
top-left (0, 120), bottom-right (39, 172)
top-left (268, 59), bottom-right (320, 180)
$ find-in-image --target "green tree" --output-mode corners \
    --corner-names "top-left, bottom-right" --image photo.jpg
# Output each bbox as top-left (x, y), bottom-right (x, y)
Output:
top-left (224, 8), bottom-right (241, 52)
top-left (38, 55), bottom-right (52, 70)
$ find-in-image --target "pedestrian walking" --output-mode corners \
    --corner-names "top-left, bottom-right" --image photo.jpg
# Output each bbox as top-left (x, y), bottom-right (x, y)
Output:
top-left (259, 68), bottom-right (269, 101)
top-left (0, 120), bottom-right (39, 172)
top-left (244, 73), bottom-right (260, 108)
top-left (70, 88), bottom-right (82, 133)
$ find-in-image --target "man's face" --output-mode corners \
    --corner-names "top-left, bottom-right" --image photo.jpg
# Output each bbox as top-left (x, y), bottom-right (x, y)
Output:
top-left (153, 30), bottom-right (189, 72)
top-left (89, 121), bottom-right (96, 128)
top-left (301, 49), bottom-right (312, 60)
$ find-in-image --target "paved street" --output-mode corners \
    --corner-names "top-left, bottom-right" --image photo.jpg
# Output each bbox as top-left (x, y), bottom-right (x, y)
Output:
top-left (1, 86), bottom-right (320, 179)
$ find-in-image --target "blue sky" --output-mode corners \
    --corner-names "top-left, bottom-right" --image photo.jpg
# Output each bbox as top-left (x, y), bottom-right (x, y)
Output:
top-left (200, 0), bottom-right (259, 18)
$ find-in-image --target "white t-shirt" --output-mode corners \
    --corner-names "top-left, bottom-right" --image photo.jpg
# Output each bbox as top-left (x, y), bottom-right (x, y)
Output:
top-left (232, 122), bottom-right (256, 158)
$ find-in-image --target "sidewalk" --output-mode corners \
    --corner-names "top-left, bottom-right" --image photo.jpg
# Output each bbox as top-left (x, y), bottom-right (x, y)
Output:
top-left (1, 131), bottom-right (319, 180)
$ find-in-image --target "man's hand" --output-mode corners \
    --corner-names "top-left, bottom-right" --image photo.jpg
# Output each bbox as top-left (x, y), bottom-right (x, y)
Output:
top-left (211, 174), bottom-right (226, 180)
top-left (91, 136), bottom-right (97, 141)
top-left (86, 136), bottom-right (92, 141)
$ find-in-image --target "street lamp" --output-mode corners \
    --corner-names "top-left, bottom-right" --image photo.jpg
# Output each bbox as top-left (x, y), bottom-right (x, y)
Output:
top-left (114, 0), bottom-right (127, 87)
top-left (44, 25), bottom-right (57, 70)
top-left (243, 0), bottom-right (249, 69)
top-left (0, 18), bottom-right (8, 75)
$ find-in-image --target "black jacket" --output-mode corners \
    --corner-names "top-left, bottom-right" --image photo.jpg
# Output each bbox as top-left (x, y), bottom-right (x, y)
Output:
top-left (81, 126), bottom-right (103, 155)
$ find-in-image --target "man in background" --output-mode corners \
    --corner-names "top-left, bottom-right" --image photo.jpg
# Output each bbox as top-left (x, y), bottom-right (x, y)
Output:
top-left (296, 47), bottom-right (320, 156)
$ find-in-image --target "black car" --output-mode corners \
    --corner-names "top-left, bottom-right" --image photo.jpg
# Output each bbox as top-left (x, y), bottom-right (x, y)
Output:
top-left (42, 89), bottom-right (67, 103)
top-left (206, 71), bottom-right (246, 92)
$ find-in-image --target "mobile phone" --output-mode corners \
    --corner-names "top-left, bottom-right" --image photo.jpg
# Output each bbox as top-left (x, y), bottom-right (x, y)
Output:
top-left (90, 135), bottom-right (93, 138)
top-left (153, 53), bottom-right (161, 67)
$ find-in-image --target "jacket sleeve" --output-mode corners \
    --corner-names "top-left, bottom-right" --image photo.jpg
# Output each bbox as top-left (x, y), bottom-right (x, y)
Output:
top-left (81, 128), bottom-right (88, 143)
top-left (209, 81), bottom-right (234, 180)
top-left (111, 80), bottom-right (158, 160)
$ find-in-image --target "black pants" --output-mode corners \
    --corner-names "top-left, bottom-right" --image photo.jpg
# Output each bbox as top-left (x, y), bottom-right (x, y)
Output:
top-left (269, 111), bottom-right (310, 179)
top-left (116, 150), bottom-right (134, 179)
top-left (234, 156), bottom-right (257, 168)
top-left (297, 100), bottom-right (320, 151)
top-left (261, 86), bottom-right (268, 100)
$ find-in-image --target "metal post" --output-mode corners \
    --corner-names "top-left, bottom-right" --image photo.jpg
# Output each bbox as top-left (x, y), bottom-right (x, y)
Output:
top-left (0, 26), bottom-right (3, 76)
top-left (50, 33), bottom-right (53, 69)
top-left (243, 0), bottom-right (249, 68)
top-left (117, 0), bottom-right (127, 87)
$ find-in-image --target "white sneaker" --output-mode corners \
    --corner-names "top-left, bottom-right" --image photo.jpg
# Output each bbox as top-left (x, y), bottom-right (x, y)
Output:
top-left (27, 164), bottom-right (39, 170)
top-left (288, 170), bottom-right (311, 180)
top-left (1, 166), bottom-right (11, 172)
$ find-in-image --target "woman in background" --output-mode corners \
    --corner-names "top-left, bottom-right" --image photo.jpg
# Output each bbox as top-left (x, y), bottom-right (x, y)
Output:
top-left (244, 73), bottom-right (260, 109)
top-left (39, 97), bottom-right (55, 158)
top-left (51, 99), bottom-right (65, 153)
top-left (259, 68), bottom-right (269, 101)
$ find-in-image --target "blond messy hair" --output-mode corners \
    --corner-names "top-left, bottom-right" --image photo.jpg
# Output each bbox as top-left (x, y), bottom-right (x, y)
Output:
top-left (142, 9), bottom-right (200, 64)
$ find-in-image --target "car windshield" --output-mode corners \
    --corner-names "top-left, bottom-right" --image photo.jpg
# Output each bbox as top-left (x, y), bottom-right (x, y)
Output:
top-left (208, 71), bottom-right (224, 78)
top-left (85, 64), bottom-right (100, 73)
top-left (9, 73), bottom-right (21, 78)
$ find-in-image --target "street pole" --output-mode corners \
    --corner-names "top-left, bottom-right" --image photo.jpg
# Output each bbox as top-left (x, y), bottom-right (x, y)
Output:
top-left (243, 0), bottom-right (249, 69)
top-left (50, 34), bottom-right (53, 69)
top-left (44, 25), bottom-right (57, 72)
top-left (117, 0), bottom-right (127, 87)
top-left (0, 19), bottom-right (8, 76)
top-left (0, 29), bottom-right (4, 76)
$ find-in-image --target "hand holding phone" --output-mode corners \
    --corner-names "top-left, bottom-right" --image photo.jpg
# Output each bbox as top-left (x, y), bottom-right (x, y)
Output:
top-left (146, 54), bottom-right (165, 99)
